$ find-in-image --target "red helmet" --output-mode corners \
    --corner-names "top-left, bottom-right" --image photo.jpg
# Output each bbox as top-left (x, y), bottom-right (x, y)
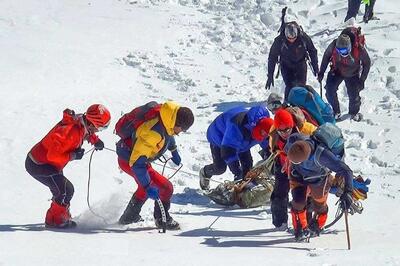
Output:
top-left (85, 104), bottom-right (111, 130)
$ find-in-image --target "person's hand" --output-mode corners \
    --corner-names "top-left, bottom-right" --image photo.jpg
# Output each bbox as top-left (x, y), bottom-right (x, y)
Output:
top-left (340, 191), bottom-right (353, 211)
top-left (265, 76), bottom-right (274, 90)
top-left (71, 148), bottom-right (85, 160)
top-left (94, 139), bottom-right (104, 151)
top-left (171, 150), bottom-right (181, 166)
top-left (146, 186), bottom-right (159, 200)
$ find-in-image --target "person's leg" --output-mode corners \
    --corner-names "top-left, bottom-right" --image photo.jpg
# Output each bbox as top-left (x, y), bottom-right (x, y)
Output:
top-left (25, 155), bottom-right (74, 227)
top-left (270, 159), bottom-right (290, 228)
top-left (308, 177), bottom-right (331, 233)
top-left (281, 65), bottom-right (297, 101)
top-left (200, 144), bottom-right (227, 190)
top-left (148, 166), bottom-right (180, 230)
top-left (344, 75), bottom-right (362, 116)
top-left (345, 0), bottom-right (362, 22)
top-left (238, 150), bottom-right (253, 178)
top-left (363, 0), bottom-right (376, 22)
top-left (117, 157), bottom-right (147, 224)
top-left (325, 72), bottom-right (344, 116)
top-left (290, 181), bottom-right (309, 239)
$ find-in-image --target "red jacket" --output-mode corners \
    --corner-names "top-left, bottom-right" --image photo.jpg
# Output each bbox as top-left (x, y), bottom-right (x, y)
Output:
top-left (29, 109), bottom-right (99, 171)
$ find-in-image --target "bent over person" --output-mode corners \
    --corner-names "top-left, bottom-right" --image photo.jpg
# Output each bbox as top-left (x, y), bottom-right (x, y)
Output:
top-left (25, 104), bottom-right (110, 228)
top-left (199, 105), bottom-right (273, 191)
top-left (116, 101), bottom-right (194, 230)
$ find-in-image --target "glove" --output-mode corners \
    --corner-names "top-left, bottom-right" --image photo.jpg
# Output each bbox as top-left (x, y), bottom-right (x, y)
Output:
top-left (71, 148), bottom-right (85, 160)
top-left (146, 186), bottom-right (159, 200)
top-left (317, 72), bottom-right (324, 83)
top-left (171, 150), bottom-right (181, 166)
top-left (339, 191), bottom-right (353, 211)
top-left (358, 79), bottom-right (365, 91)
top-left (265, 76), bottom-right (274, 90)
top-left (94, 139), bottom-right (104, 151)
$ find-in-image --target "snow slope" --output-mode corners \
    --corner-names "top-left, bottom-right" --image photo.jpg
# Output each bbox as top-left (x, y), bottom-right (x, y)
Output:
top-left (0, 0), bottom-right (399, 265)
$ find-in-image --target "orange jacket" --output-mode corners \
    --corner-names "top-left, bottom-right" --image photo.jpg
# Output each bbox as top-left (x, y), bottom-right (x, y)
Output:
top-left (29, 109), bottom-right (99, 171)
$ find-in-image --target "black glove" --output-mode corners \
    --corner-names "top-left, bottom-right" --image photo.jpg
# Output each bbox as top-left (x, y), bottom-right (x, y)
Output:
top-left (339, 191), bottom-right (353, 211)
top-left (358, 79), bottom-right (365, 91)
top-left (71, 148), bottom-right (85, 160)
top-left (317, 72), bottom-right (324, 83)
top-left (94, 139), bottom-right (104, 151)
top-left (265, 76), bottom-right (274, 90)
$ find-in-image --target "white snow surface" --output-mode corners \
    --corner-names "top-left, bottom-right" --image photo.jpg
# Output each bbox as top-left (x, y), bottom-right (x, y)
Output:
top-left (1, 0), bottom-right (399, 265)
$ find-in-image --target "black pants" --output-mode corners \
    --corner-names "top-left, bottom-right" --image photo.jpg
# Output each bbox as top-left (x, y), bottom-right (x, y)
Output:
top-left (203, 144), bottom-right (253, 179)
top-left (281, 62), bottom-right (307, 101)
top-left (270, 159), bottom-right (289, 227)
top-left (345, 0), bottom-right (376, 22)
top-left (325, 72), bottom-right (361, 115)
top-left (25, 155), bottom-right (74, 205)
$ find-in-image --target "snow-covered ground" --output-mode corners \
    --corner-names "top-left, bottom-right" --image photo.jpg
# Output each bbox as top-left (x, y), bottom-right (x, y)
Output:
top-left (1, 0), bottom-right (399, 265)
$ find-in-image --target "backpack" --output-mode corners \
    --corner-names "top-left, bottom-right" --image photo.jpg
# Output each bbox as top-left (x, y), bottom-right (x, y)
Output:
top-left (332, 26), bottom-right (365, 67)
top-left (114, 101), bottom-right (161, 140)
top-left (287, 86), bottom-right (335, 125)
top-left (312, 122), bottom-right (345, 158)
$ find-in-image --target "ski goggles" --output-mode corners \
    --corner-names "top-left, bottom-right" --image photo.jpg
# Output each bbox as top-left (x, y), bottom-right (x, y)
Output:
top-left (267, 101), bottom-right (282, 112)
top-left (336, 47), bottom-right (350, 57)
top-left (97, 120), bottom-right (110, 132)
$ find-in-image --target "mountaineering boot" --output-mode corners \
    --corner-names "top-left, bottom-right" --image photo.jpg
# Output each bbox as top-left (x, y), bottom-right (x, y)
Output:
top-left (199, 167), bottom-right (211, 190)
top-left (334, 113), bottom-right (342, 120)
top-left (154, 201), bottom-right (180, 230)
top-left (119, 196), bottom-right (145, 225)
top-left (45, 201), bottom-right (77, 229)
top-left (351, 113), bottom-right (363, 122)
top-left (291, 209), bottom-right (310, 242)
top-left (309, 212), bottom-right (328, 237)
top-left (155, 217), bottom-right (180, 230)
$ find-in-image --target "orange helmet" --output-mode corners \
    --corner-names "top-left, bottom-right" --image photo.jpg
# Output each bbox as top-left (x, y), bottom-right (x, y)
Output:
top-left (85, 104), bottom-right (111, 130)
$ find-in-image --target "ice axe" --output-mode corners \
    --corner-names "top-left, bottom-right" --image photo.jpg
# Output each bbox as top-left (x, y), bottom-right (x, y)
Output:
top-left (156, 198), bottom-right (167, 233)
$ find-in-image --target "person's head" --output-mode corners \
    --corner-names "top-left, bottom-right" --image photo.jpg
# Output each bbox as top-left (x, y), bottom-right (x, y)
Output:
top-left (267, 93), bottom-right (283, 114)
top-left (285, 23), bottom-right (298, 43)
top-left (85, 104), bottom-right (111, 134)
top-left (252, 117), bottom-right (274, 141)
top-left (287, 140), bottom-right (312, 164)
top-left (336, 34), bottom-right (352, 57)
top-left (174, 106), bottom-right (194, 135)
top-left (274, 109), bottom-right (294, 139)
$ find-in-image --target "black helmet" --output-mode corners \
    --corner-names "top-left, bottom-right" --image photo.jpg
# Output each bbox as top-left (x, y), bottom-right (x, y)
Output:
top-left (285, 23), bottom-right (298, 39)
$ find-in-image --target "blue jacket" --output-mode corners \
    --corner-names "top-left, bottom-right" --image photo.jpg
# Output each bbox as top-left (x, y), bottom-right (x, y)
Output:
top-left (284, 133), bottom-right (353, 191)
top-left (207, 106), bottom-right (270, 164)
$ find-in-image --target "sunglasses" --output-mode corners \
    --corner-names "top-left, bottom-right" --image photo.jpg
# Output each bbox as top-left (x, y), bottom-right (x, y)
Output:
top-left (277, 128), bottom-right (292, 134)
top-left (336, 47), bottom-right (350, 57)
top-left (267, 101), bottom-right (282, 112)
top-left (290, 160), bottom-right (302, 165)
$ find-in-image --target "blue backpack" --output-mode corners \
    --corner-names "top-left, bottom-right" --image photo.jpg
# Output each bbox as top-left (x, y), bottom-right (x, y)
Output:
top-left (287, 86), bottom-right (335, 125)
top-left (312, 122), bottom-right (344, 159)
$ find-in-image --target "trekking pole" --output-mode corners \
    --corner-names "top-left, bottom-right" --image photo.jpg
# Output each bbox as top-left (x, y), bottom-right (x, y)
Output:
top-left (156, 198), bottom-right (167, 233)
top-left (344, 208), bottom-right (351, 250)
top-left (319, 81), bottom-right (323, 98)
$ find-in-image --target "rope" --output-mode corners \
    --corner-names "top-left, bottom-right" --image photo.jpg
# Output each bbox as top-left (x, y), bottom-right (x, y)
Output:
top-left (103, 146), bottom-right (222, 183)
top-left (86, 149), bottom-right (110, 224)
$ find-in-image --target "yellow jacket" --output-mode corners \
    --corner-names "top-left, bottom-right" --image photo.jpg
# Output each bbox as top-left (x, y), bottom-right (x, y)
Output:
top-left (129, 101), bottom-right (179, 166)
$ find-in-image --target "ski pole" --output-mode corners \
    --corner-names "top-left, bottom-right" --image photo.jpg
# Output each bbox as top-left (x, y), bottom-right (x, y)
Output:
top-left (319, 81), bottom-right (323, 98)
top-left (344, 208), bottom-right (351, 250)
top-left (156, 198), bottom-right (167, 233)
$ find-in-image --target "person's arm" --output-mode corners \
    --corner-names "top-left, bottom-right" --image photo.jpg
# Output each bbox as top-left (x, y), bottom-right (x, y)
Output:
top-left (267, 37), bottom-right (282, 78)
top-left (318, 41), bottom-right (335, 79)
top-left (304, 34), bottom-right (319, 74)
top-left (318, 149), bottom-right (353, 192)
top-left (359, 47), bottom-right (371, 83)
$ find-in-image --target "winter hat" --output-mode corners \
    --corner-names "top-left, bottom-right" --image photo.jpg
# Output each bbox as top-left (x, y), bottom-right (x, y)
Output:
top-left (287, 140), bottom-right (312, 164)
top-left (252, 117), bottom-right (274, 141)
top-left (267, 93), bottom-right (283, 112)
top-left (336, 34), bottom-right (352, 51)
top-left (175, 107), bottom-right (194, 131)
top-left (274, 109), bottom-right (294, 130)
